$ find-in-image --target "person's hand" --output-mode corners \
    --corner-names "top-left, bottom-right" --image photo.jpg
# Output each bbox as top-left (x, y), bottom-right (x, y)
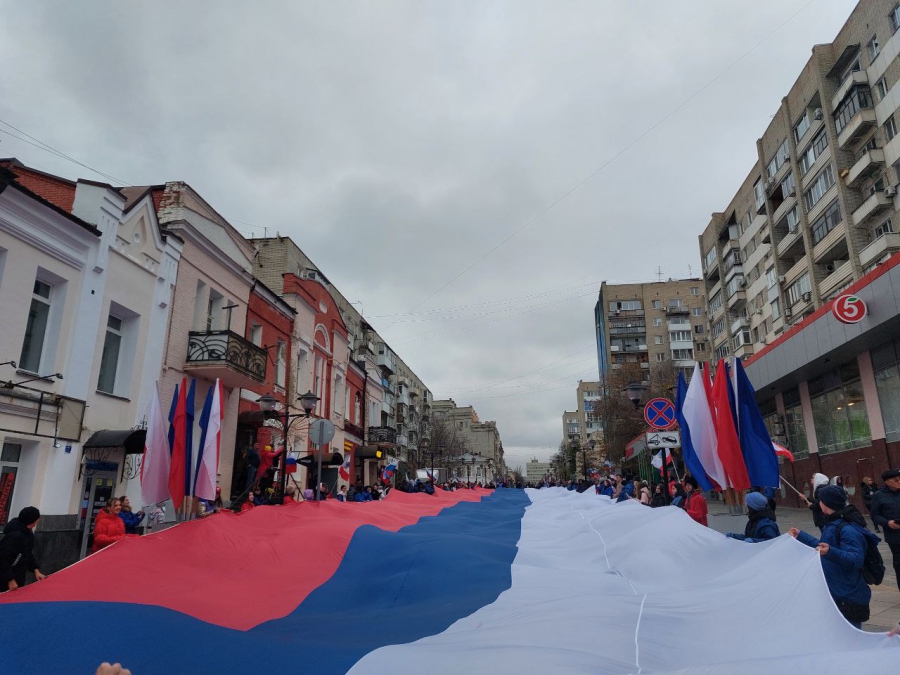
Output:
top-left (816, 543), bottom-right (830, 556)
top-left (7, 579), bottom-right (18, 591)
top-left (888, 624), bottom-right (900, 637)
top-left (788, 528), bottom-right (800, 538)
top-left (889, 520), bottom-right (900, 530)
top-left (95, 664), bottom-right (132, 675)
top-left (34, 570), bottom-right (46, 581)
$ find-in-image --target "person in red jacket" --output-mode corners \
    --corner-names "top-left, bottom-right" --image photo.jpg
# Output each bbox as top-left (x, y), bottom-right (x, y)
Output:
top-left (683, 476), bottom-right (708, 527)
top-left (91, 498), bottom-right (126, 553)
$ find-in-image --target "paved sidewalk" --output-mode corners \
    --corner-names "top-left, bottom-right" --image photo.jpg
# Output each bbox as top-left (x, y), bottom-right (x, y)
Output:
top-left (706, 500), bottom-right (900, 633)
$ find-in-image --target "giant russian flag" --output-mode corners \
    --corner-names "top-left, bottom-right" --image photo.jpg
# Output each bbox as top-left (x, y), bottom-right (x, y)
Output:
top-left (2, 489), bottom-right (897, 673)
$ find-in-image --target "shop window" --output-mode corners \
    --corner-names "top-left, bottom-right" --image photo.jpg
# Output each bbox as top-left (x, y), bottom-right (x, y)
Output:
top-left (808, 361), bottom-right (870, 454)
top-left (873, 338), bottom-right (900, 442)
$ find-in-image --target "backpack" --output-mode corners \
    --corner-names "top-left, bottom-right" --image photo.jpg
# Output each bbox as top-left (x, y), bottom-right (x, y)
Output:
top-left (835, 521), bottom-right (885, 585)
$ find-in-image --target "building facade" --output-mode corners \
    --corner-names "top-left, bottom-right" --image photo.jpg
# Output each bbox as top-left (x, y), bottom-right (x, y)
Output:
top-left (525, 456), bottom-right (551, 484)
top-left (699, 0), bottom-right (900, 364)
top-left (432, 398), bottom-right (506, 482)
top-left (594, 279), bottom-right (708, 382)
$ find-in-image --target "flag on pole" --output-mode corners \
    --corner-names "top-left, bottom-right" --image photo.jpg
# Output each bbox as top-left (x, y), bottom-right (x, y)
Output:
top-left (184, 379), bottom-right (196, 500)
top-left (168, 378), bottom-right (188, 507)
top-left (773, 442), bottom-right (794, 462)
top-left (167, 381), bottom-right (179, 457)
top-left (381, 458), bottom-right (397, 484)
top-left (140, 383), bottom-right (170, 506)
top-left (194, 379), bottom-right (222, 500)
top-left (339, 453), bottom-right (352, 481)
top-left (651, 450), bottom-right (673, 479)
top-left (732, 358), bottom-right (781, 487)
top-left (674, 372), bottom-right (714, 492)
top-left (682, 363), bottom-right (726, 489)
top-left (712, 360), bottom-right (751, 490)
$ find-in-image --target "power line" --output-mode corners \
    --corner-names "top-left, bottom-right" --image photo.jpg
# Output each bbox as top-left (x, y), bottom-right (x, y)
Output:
top-left (380, 0), bottom-right (819, 329)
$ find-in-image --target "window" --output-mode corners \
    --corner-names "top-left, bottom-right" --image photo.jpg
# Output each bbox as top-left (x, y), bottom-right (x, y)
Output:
top-left (782, 388), bottom-right (809, 460)
top-left (804, 165), bottom-right (835, 211)
top-left (0, 442), bottom-right (21, 526)
top-left (692, 307), bottom-right (703, 316)
top-left (669, 330), bottom-right (691, 342)
top-left (610, 300), bottom-right (642, 311)
top-left (716, 343), bottom-right (730, 360)
top-left (652, 300), bottom-right (661, 309)
top-left (892, 4), bottom-right (900, 33)
top-left (771, 298), bottom-right (781, 320)
top-left (794, 111), bottom-right (810, 143)
top-left (868, 36), bottom-right (880, 61)
top-left (786, 206), bottom-right (800, 233)
top-left (653, 318), bottom-right (662, 327)
top-left (713, 318), bottom-right (726, 337)
top-left (275, 340), bottom-right (286, 388)
top-left (810, 200), bottom-right (842, 245)
top-left (766, 268), bottom-right (777, 288)
top-left (798, 129), bottom-right (828, 175)
top-left (786, 273), bottom-right (812, 306)
top-left (672, 349), bottom-right (693, 360)
top-left (766, 140), bottom-right (789, 178)
top-left (809, 361), bottom-right (871, 454)
top-left (876, 77), bottom-right (888, 100)
top-left (20, 279), bottom-right (52, 373)
top-left (656, 353), bottom-right (667, 362)
top-left (873, 338), bottom-right (900, 442)
top-left (97, 315), bottom-right (123, 394)
top-left (887, 115), bottom-right (898, 141)
top-left (696, 342), bottom-right (706, 352)
top-left (654, 336), bottom-right (663, 345)
top-left (668, 298), bottom-right (683, 309)
top-left (780, 172), bottom-right (796, 201)
top-left (690, 287), bottom-right (699, 296)
top-left (753, 179), bottom-right (766, 212)
top-left (249, 324), bottom-right (262, 347)
top-left (726, 275), bottom-right (745, 298)
top-left (874, 218), bottom-right (894, 240)
top-left (834, 87), bottom-right (873, 135)
top-left (709, 292), bottom-right (723, 313)
top-left (704, 247), bottom-right (717, 270)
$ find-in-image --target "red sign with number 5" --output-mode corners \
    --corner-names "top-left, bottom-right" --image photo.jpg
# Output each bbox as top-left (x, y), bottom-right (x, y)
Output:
top-left (832, 294), bottom-right (867, 324)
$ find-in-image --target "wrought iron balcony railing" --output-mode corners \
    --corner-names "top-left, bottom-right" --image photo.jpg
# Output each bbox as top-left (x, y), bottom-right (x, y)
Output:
top-left (368, 426), bottom-right (397, 445)
top-left (186, 330), bottom-right (267, 382)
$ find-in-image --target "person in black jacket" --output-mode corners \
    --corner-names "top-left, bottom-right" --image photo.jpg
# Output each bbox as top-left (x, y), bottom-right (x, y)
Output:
top-left (726, 492), bottom-right (780, 542)
top-left (870, 468), bottom-right (900, 592)
top-left (860, 476), bottom-right (879, 533)
top-left (0, 506), bottom-right (46, 592)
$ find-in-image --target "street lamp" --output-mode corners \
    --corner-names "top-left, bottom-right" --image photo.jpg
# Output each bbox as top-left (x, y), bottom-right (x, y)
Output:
top-left (258, 389), bottom-right (320, 504)
top-left (623, 382), bottom-right (649, 409)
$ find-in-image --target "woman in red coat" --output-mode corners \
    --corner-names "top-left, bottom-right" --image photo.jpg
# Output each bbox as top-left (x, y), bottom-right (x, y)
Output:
top-left (683, 476), bottom-right (708, 527)
top-left (92, 498), bottom-right (126, 553)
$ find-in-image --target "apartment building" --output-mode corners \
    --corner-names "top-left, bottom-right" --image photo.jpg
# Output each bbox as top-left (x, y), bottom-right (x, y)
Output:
top-left (594, 280), bottom-right (708, 382)
top-left (525, 456), bottom-right (551, 484)
top-left (696, 0), bottom-right (900, 507)
top-left (562, 410), bottom-right (580, 445)
top-left (432, 399), bottom-right (506, 482)
top-left (576, 380), bottom-right (602, 446)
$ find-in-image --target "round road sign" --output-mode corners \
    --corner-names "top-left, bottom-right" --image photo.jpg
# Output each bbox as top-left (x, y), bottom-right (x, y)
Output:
top-left (644, 398), bottom-right (677, 430)
top-left (309, 419), bottom-right (336, 447)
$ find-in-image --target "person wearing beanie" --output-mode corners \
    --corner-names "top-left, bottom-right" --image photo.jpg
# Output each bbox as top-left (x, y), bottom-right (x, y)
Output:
top-left (0, 506), bottom-right (46, 591)
top-left (726, 491), bottom-right (780, 542)
top-left (870, 468), bottom-right (900, 592)
top-left (801, 472), bottom-right (831, 530)
top-left (789, 485), bottom-right (879, 628)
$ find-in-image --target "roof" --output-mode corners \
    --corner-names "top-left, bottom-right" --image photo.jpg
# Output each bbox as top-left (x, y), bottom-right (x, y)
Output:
top-left (0, 165), bottom-right (100, 236)
top-left (0, 158), bottom-right (77, 212)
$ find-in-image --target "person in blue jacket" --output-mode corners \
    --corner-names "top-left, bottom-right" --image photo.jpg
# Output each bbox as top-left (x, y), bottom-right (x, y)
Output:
top-left (616, 479), bottom-right (635, 503)
top-left (117, 496), bottom-right (144, 535)
top-left (726, 492), bottom-right (780, 542)
top-left (790, 485), bottom-right (878, 628)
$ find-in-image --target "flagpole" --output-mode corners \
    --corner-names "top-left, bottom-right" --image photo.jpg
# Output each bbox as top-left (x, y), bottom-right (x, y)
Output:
top-left (779, 475), bottom-right (806, 499)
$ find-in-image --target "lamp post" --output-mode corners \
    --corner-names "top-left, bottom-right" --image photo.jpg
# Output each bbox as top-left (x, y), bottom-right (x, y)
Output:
top-left (419, 437), bottom-right (429, 482)
top-left (461, 452), bottom-right (474, 485)
top-left (258, 389), bottom-right (320, 504)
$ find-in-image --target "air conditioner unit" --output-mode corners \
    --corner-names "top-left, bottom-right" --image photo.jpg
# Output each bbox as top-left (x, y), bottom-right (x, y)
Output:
top-left (802, 292), bottom-right (812, 302)
top-left (784, 307), bottom-right (793, 317)
top-left (788, 187), bottom-right (796, 197)
top-left (886, 186), bottom-right (897, 197)
top-left (755, 308), bottom-right (763, 315)
top-left (760, 337), bottom-right (768, 345)
top-left (738, 278), bottom-right (747, 288)
top-left (825, 263), bottom-right (835, 273)
top-left (762, 233), bottom-right (772, 244)
top-left (778, 275), bottom-right (786, 284)
top-left (814, 108), bottom-right (823, 120)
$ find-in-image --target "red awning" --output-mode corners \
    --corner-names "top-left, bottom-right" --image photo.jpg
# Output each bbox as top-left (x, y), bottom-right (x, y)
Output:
top-left (624, 431), bottom-right (650, 460)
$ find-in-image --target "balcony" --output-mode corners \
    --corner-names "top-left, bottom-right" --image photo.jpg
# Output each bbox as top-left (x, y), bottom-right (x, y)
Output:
top-left (609, 324), bottom-right (646, 336)
top-left (812, 222), bottom-right (847, 262)
top-left (845, 148), bottom-right (885, 189)
top-left (185, 330), bottom-right (266, 389)
top-left (608, 308), bottom-right (644, 318)
top-left (344, 420), bottom-right (364, 441)
top-left (396, 434), bottom-right (409, 447)
top-left (818, 261), bottom-right (853, 298)
top-left (852, 190), bottom-right (893, 227)
top-left (731, 317), bottom-right (749, 334)
top-left (376, 349), bottom-right (396, 373)
top-left (734, 343), bottom-right (755, 360)
top-left (777, 227), bottom-right (804, 259)
top-left (610, 345), bottom-right (621, 352)
top-left (837, 108), bottom-right (876, 149)
top-left (381, 400), bottom-right (393, 416)
top-left (784, 257), bottom-right (808, 287)
top-left (859, 232), bottom-right (900, 268)
top-left (771, 195), bottom-right (797, 226)
top-left (640, 362), bottom-right (650, 369)
top-left (726, 290), bottom-right (746, 310)
top-left (832, 70), bottom-right (869, 111)
top-left (665, 305), bottom-right (690, 315)
top-left (667, 320), bottom-right (690, 331)
top-left (397, 390), bottom-right (410, 406)
top-left (368, 426), bottom-right (397, 446)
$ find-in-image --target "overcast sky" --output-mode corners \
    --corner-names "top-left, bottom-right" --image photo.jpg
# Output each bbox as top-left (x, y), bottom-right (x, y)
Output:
top-left (0, 0), bottom-right (855, 471)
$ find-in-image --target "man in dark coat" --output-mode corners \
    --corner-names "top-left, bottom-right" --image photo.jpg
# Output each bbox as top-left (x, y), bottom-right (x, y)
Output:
top-left (870, 468), bottom-right (900, 592)
top-left (0, 506), bottom-right (46, 591)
